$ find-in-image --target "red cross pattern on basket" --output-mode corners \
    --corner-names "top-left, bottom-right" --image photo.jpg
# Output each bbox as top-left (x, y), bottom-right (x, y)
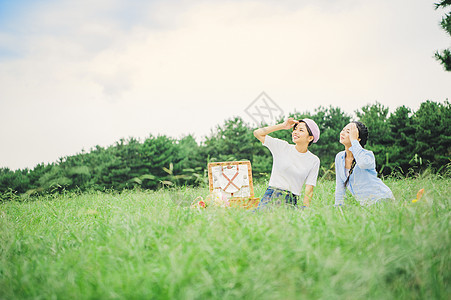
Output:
top-left (219, 165), bottom-right (243, 194)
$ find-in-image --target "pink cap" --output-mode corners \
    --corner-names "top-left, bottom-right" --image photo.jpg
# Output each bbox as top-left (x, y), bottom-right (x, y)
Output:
top-left (302, 118), bottom-right (320, 143)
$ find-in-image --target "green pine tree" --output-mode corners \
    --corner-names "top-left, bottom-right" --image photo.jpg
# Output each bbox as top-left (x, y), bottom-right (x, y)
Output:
top-left (435, 0), bottom-right (451, 71)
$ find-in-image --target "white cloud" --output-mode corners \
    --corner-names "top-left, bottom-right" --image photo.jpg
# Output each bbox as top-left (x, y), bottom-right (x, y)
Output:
top-left (0, 0), bottom-right (450, 170)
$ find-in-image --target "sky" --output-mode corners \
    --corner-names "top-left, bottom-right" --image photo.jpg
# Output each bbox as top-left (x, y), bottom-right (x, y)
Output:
top-left (0, 0), bottom-right (450, 170)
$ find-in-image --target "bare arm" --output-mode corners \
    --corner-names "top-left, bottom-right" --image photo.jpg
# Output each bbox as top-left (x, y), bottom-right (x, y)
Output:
top-left (303, 184), bottom-right (314, 207)
top-left (253, 118), bottom-right (298, 143)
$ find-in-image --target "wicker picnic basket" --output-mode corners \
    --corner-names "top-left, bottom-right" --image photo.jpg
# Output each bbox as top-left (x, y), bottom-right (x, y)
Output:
top-left (207, 161), bottom-right (260, 209)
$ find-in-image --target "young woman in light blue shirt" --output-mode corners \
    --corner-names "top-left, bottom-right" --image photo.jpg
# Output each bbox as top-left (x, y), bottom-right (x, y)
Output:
top-left (335, 122), bottom-right (394, 206)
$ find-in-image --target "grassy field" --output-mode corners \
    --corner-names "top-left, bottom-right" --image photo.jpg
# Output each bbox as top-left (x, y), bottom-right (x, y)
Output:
top-left (0, 176), bottom-right (450, 299)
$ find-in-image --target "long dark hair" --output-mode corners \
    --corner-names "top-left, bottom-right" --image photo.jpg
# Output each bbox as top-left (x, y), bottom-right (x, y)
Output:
top-left (344, 122), bottom-right (369, 187)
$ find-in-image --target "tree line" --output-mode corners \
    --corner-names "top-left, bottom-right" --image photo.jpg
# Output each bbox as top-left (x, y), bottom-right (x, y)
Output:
top-left (0, 100), bottom-right (450, 198)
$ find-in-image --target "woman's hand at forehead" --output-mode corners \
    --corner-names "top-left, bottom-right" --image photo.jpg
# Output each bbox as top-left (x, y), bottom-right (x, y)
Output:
top-left (282, 118), bottom-right (299, 130)
top-left (349, 123), bottom-right (359, 141)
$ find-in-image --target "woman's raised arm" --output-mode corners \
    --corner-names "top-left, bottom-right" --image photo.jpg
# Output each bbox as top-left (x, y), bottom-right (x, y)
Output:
top-left (253, 118), bottom-right (298, 143)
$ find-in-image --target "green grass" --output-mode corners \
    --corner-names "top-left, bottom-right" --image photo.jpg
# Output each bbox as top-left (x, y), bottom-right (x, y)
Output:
top-left (1, 176), bottom-right (450, 299)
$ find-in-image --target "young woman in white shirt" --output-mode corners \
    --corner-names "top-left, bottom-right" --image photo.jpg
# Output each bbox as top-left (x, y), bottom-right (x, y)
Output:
top-left (253, 118), bottom-right (320, 209)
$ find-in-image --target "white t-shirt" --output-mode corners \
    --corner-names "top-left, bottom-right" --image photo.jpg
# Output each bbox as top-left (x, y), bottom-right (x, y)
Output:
top-left (264, 135), bottom-right (320, 196)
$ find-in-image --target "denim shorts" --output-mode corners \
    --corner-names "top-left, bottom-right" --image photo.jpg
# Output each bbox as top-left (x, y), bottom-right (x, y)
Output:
top-left (255, 186), bottom-right (299, 210)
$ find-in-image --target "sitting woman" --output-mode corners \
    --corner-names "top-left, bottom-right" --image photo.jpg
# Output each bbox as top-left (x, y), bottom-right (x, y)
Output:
top-left (253, 117), bottom-right (320, 209)
top-left (335, 122), bottom-right (394, 206)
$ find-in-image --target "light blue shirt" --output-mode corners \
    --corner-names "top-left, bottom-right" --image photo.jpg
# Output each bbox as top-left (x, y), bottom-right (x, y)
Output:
top-left (335, 140), bottom-right (394, 206)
